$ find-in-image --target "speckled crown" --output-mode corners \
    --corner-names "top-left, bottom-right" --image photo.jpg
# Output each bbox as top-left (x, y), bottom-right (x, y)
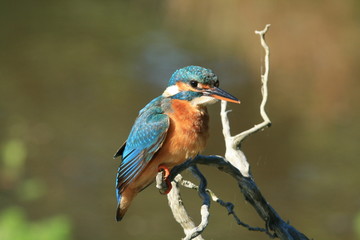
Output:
top-left (168, 66), bottom-right (218, 86)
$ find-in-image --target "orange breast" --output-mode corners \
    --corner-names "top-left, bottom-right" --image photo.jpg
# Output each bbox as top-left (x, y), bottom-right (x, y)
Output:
top-left (159, 99), bottom-right (209, 167)
top-left (126, 99), bottom-right (209, 191)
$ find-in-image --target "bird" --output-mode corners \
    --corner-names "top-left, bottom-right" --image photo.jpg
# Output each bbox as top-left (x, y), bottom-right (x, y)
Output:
top-left (114, 65), bottom-right (240, 221)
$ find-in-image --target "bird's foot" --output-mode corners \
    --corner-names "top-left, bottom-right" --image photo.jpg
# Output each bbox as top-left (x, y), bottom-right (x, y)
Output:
top-left (158, 165), bottom-right (172, 194)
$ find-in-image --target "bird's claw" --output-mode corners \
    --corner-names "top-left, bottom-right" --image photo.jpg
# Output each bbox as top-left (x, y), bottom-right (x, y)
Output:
top-left (158, 165), bottom-right (172, 194)
top-left (158, 165), bottom-right (170, 178)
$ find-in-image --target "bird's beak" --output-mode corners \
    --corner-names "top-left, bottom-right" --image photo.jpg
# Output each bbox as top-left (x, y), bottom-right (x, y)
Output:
top-left (204, 87), bottom-right (240, 104)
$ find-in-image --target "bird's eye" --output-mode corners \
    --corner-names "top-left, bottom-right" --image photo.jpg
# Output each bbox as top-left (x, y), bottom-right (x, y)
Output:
top-left (214, 81), bottom-right (219, 87)
top-left (190, 80), bottom-right (198, 88)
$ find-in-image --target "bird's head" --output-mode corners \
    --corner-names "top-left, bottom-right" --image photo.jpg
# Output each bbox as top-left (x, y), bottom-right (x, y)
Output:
top-left (163, 66), bottom-right (240, 106)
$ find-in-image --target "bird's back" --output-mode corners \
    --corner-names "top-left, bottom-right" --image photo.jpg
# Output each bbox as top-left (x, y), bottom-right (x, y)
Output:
top-left (114, 65), bottom-right (239, 221)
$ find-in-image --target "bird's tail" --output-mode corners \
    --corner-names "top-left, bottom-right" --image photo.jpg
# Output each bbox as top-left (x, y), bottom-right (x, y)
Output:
top-left (116, 189), bottom-right (136, 221)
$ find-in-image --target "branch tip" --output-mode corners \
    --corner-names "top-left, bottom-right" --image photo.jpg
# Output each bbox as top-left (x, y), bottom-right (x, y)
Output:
top-left (255, 24), bottom-right (271, 35)
top-left (161, 24), bottom-right (309, 240)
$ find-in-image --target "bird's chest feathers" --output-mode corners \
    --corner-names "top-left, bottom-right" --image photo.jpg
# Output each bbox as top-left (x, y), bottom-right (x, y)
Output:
top-left (165, 100), bottom-right (209, 159)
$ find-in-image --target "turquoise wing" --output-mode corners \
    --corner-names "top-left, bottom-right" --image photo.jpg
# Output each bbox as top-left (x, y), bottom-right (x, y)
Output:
top-left (114, 96), bottom-right (169, 202)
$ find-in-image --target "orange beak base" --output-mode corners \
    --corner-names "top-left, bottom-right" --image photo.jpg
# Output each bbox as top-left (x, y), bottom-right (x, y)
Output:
top-left (205, 87), bottom-right (240, 104)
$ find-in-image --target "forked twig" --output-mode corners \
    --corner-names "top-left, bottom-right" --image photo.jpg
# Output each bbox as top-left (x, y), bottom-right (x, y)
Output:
top-left (157, 24), bottom-right (310, 240)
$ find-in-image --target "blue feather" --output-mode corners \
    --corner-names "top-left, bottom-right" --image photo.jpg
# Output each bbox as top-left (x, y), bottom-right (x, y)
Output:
top-left (115, 96), bottom-right (170, 195)
top-left (116, 189), bottom-right (122, 204)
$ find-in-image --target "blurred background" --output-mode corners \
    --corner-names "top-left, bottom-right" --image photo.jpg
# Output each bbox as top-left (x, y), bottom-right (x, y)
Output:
top-left (1, 0), bottom-right (359, 239)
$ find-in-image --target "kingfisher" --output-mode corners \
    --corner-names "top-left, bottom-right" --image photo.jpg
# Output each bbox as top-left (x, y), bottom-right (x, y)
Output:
top-left (114, 66), bottom-right (240, 221)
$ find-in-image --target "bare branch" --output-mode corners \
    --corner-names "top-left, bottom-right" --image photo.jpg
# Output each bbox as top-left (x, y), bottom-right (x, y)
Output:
top-left (182, 166), bottom-right (210, 240)
top-left (232, 24), bottom-right (272, 145)
top-left (218, 24), bottom-right (272, 177)
top-left (220, 101), bottom-right (250, 177)
top-left (159, 24), bottom-right (310, 240)
top-left (178, 173), bottom-right (275, 237)
top-left (156, 170), bottom-right (170, 194)
top-left (167, 155), bottom-right (309, 240)
top-left (157, 173), bottom-right (205, 240)
top-left (156, 169), bottom-right (210, 240)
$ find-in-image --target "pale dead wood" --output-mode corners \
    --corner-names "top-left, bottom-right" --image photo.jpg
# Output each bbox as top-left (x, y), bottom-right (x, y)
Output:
top-left (156, 24), bottom-right (310, 240)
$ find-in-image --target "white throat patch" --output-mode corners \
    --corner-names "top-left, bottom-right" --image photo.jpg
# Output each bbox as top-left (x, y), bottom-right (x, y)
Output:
top-left (162, 85), bottom-right (180, 97)
top-left (191, 96), bottom-right (218, 106)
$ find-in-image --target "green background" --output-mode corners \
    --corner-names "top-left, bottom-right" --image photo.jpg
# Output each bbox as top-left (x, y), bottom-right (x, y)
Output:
top-left (1, 0), bottom-right (360, 239)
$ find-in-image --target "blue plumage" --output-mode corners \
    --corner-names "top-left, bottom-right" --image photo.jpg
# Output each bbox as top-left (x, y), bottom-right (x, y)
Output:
top-left (114, 66), bottom-right (239, 221)
top-left (114, 96), bottom-right (169, 204)
top-left (168, 65), bottom-right (217, 86)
